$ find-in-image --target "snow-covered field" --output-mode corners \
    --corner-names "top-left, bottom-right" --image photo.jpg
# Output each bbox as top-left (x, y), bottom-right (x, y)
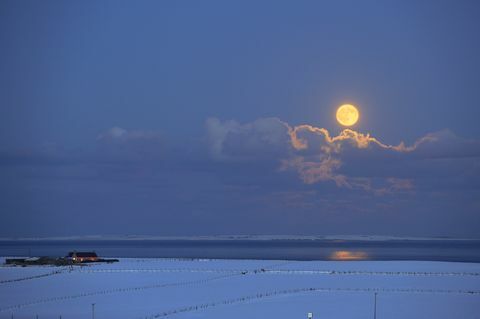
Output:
top-left (1, 257), bottom-right (479, 319)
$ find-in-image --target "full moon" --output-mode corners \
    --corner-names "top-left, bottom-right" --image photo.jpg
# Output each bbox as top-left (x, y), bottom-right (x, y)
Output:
top-left (336, 104), bottom-right (359, 126)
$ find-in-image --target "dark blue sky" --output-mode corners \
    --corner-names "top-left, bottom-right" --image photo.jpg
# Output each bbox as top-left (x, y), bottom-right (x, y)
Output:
top-left (1, 0), bottom-right (480, 237)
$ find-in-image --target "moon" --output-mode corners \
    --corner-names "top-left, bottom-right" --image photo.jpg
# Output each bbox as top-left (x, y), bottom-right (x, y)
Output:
top-left (336, 104), bottom-right (359, 126)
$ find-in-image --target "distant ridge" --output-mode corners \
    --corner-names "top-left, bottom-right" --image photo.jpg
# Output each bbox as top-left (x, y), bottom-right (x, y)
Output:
top-left (1, 235), bottom-right (479, 241)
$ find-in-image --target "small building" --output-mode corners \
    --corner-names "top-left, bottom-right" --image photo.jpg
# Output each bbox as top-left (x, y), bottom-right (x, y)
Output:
top-left (67, 251), bottom-right (98, 263)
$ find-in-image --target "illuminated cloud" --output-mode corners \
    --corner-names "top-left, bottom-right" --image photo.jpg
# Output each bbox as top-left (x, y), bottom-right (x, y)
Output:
top-left (280, 155), bottom-right (347, 186)
top-left (282, 122), bottom-right (437, 193)
top-left (207, 117), bottom-right (440, 193)
top-left (287, 124), bottom-right (437, 152)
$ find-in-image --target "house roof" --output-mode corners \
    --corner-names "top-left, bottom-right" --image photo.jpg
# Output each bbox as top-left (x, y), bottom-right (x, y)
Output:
top-left (68, 251), bottom-right (98, 258)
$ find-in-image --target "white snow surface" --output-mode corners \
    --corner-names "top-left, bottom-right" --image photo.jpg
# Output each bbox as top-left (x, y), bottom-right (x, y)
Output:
top-left (0, 257), bottom-right (479, 319)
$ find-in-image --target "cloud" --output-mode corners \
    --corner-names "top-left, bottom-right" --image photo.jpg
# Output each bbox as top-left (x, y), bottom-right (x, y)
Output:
top-left (206, 117), bottom-right (449, 194)
top-left (409, 129), bottom-right (480, 160)
top-left (205, 117), bottom-right (291, 161)
top-left (96, 127), bottom-right (166, 162)
top-left (3, 121), bottom-right (477, 198)
top-left (287, 125), bottom-right (436, 153)
top-left (280, 155), bottom-right (347, 186)
top-left (282, 122), bottom-right (441, 193)
top-left (97, 127), bottom-right (163, 143)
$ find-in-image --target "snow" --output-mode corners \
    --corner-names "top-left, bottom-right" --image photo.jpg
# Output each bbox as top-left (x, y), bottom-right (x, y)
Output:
top-left (0, 258), bottom-right (479, 319)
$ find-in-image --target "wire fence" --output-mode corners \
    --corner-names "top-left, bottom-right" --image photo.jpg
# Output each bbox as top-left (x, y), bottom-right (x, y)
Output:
top-left (0, 268), bottom-right (67, 285)
top-left (144, 286), bottom-right (480, 319)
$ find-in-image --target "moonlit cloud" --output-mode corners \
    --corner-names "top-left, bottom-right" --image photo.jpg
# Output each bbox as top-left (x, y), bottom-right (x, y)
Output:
top-left (207, 117), bottom-right (441, 193)
top-left (280, 155), bottom-right (347, 186)
top-left (287, 125), bottom-right (437, 153)
top-left (283, 122), bottom-right (439, 192)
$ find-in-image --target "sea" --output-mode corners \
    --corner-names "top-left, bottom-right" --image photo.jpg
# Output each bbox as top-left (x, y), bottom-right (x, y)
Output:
top-left (1, 238), bottom-right (480, 262)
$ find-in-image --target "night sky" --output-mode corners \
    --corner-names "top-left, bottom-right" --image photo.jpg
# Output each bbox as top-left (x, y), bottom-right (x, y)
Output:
top-left (1, 0), bottom-right (480, 237)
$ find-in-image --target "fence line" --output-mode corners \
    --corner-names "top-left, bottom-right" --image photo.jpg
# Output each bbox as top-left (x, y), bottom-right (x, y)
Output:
top-left (75, 268), bottom-right (480, 277)
top-left (0, 269), bottom-right (67, 285)
top-left (144, 286), bottom-right (480, 319)
top-left (0, 273), bottom-right (240, 313)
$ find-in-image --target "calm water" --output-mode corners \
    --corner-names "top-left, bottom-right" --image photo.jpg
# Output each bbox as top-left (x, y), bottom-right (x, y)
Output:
top-left (1, 239), bottom-right (480, 262)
